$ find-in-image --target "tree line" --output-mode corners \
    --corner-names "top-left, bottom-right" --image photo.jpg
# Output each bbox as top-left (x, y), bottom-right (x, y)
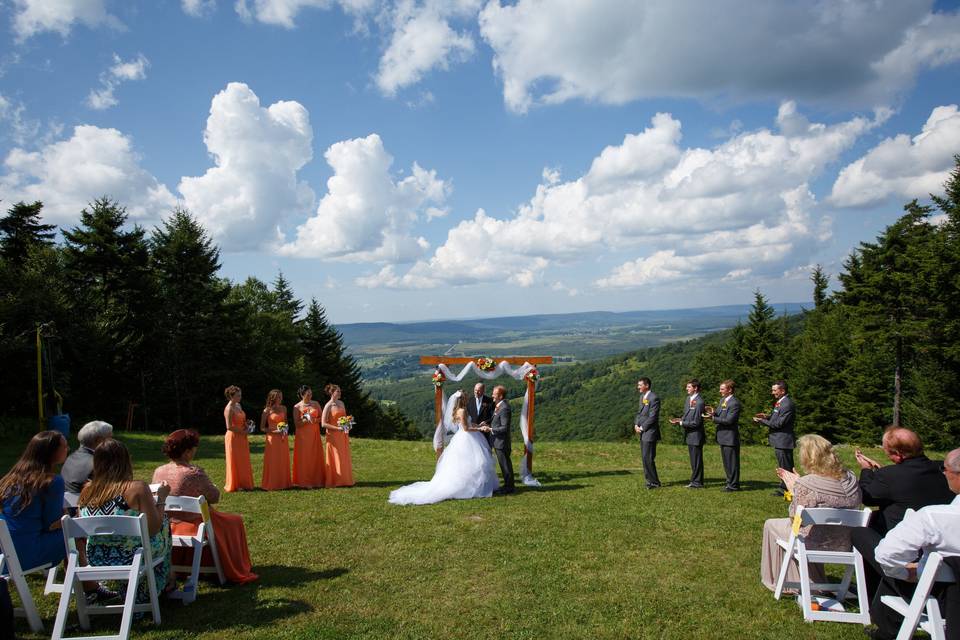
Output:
top-left (0, 198), bottom-right (419, 439)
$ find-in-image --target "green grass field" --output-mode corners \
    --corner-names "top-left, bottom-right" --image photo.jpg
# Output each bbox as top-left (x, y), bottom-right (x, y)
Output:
top-left (3, 434), bottom-right (899, 639)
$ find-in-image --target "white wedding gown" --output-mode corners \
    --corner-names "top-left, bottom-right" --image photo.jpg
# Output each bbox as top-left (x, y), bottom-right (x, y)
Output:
top-left (389, 421), bottom-right (500, 505)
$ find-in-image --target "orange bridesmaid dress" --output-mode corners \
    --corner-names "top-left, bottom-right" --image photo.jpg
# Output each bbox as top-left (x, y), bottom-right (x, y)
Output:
top-left (293, 404), bottom-right (325, 488)
top-left (261, 411), bottom-right (292, 490)
top-left (224, 408), bottom-right (254, 492)
top-left (325, 405), bottom-right (354, 487)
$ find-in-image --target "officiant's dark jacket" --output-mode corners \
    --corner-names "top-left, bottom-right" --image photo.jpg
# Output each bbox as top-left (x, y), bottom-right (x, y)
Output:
top-left (859, 455), bottom-right (955, 534)
top-left (467, 394), bottom-right (494, 426)
top-left (712, 395), bottom-right (741, 447)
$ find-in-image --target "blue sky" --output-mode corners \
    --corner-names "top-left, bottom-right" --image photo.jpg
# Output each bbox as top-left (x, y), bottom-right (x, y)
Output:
top-left (1, 0), bottom-right (959, 323)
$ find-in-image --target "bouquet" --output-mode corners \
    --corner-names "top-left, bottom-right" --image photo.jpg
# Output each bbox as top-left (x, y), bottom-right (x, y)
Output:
top-left (275, 421), bottom-right (289, 436)
top-left (524, 367), bottom-right (540, 383)
top-left (245, 419), bottom-right (256, 434)
top-left (476, 357), bottom-right (495, 372)
top-left (432, 369), bottom-right (446, 388)
top-left (337, 415), bottom-right (356, 434)
top-left (302, 407), bottom-right (316, 423)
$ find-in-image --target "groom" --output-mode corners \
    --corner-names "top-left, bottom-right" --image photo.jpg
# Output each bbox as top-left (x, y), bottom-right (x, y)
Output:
top-left (488, 385), bottom-right (515, 495)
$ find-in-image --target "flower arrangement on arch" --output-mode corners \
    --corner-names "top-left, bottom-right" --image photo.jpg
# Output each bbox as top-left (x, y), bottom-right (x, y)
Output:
top-left (338, 415), bottom-right (356, 434)
top-left (432, 369), bottom-right (446, 387)
top-left (476, 357), bottom-right (496, 372)
top-left (524, 367), bottom-right (540, 383)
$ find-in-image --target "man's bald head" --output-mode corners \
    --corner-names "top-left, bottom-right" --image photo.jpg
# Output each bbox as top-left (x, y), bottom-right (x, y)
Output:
top-left (944, 448), bottom-right (960, 494)
top-left (881, 427), bottom-right (923, 463)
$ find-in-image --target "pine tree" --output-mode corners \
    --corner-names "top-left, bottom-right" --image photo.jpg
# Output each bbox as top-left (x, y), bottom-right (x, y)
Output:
top-left (271, 271), bottom-right (303, 320)
top-left (810, 265), bottom-right (831, 311)
top-left (0, 201), bottom-right (56, 264)
top-left (150, 208), bottom-right (233, 427)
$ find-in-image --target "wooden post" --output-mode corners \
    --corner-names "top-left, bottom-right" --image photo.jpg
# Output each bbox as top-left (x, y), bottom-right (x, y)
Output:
top-left (526, 377), bottom-right (536, 473)
top-left (434, 384), bottom-right (443, 431)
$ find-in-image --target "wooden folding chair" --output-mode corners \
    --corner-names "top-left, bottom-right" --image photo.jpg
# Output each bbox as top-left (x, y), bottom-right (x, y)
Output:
top-left (0, 518), bottom-right (54, 633)
top-left (164, 496), bottom-right (225, 603)
top-left (51, 513), bottom-right (162, 640)
top-left (880, 551), bottom-right (956, 640)
top-left (773, 506), bottom-right (872, 624)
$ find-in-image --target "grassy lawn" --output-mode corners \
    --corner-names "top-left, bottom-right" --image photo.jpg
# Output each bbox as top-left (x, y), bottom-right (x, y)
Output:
top-left (3, 434), bottom-right (897, 639)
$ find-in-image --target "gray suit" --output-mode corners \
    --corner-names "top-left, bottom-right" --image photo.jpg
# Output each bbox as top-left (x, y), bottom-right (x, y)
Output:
top-left (634, 390), bottom-right (661, 487)
top-left (490, 400), bottom-right (514, 491)
top-left (712, 395), bottom-right (741, 490)
top-left (759, 395), bottom-right (796, 490)
top-left (681, 394), bottom-right (706, 486)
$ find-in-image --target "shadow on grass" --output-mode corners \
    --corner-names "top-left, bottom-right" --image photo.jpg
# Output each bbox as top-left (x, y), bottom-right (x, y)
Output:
top-left (535, 469), bottom-right (633, 482)
top-left (515, 483), bottom-right (586, 493)
top-left (353, 480), bottom-right (423, 488)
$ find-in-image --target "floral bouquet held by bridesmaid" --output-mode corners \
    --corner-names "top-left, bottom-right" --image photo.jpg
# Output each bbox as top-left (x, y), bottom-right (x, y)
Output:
top-left (337, 415), bottom-right (355, 434)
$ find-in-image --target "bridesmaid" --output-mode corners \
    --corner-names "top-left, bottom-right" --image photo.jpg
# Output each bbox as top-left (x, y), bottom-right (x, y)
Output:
top-left (292, 385), bottom-right (325, 488)
top-left (260, 389), bottom-right (292, 490)
top-left (223, 385), bottom-right (254, 492)
top-left (322, 383), bottom-right (354, 487)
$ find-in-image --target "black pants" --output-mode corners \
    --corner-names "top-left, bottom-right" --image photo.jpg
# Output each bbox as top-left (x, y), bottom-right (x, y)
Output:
top-left (774, 448), bottom-right (794, 490)
top-left (688, 444), bottom-right (704, 486)
top-left (720, 445), bottom-right (740, 489)
top-left (641, 440), bottom-right (660, 487)
top-left (494, 445), bottom-right (514, 490)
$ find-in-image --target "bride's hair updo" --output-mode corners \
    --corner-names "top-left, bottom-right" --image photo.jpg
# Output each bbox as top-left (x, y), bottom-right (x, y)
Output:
top-left (453, 393), bottom-right (467, 413)
top-left (454, 408), bottom-right (467, 425)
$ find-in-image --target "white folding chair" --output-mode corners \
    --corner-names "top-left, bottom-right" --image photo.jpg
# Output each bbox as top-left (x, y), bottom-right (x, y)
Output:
top-left (773, 506), bottom-right (872, 624)
top-left (0, 518), bottom-right (54, 633)
top-left (148, 484), bottom-right (161, 497)
top-left (164, 495), bottom-right (225, 603)
top-left (63, 492), bottom-right (80, 509)
top-left (880, 551), bottom-right (956, 640)
top-left (51, 513), bottom-right (162, 640)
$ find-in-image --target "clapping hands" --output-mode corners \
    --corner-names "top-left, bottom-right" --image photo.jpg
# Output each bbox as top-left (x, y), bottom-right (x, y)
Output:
top-left (776, 467), bottom-right (800, 492)
top-left (854, 448), bottom-right (882, 470)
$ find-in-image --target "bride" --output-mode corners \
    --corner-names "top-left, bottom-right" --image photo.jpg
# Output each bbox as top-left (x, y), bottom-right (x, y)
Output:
top-left (389, 391), bottom-right (499, 505)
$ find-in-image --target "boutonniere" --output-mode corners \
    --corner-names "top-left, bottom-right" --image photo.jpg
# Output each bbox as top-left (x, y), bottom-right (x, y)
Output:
top-left (689, 398), bottom-right (696, 407)
top-left (775, 399), bottom-right (782, 407)
top-left (721, 401), bottom-right (728, 409)
top-left (642, 399), bottom-right (649, 405)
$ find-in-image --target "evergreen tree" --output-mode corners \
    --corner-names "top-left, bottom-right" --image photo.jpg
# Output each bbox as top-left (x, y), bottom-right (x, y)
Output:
top-left (810, 264), bottom-right (831, 311)
top-left (61, 197), bottom-right (157, 422)
top-left (0, 201), bottom-right (56, 264)
top-left (149, 208), bottom-right (233, 427)
top-left (271, 271), bottom-right (303, 320)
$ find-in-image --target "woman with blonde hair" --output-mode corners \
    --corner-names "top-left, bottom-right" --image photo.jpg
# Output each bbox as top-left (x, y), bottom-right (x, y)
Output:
top-left (260, 389), bottom-right (292, 490)
top-left (322, 383), bottom-right (354, 487)
top-left (760, 434), bottom-right (862, 591)
top-left (223, 385), bottom-right (254, 492)
top-left (78, 440), bottom-right (174, 601)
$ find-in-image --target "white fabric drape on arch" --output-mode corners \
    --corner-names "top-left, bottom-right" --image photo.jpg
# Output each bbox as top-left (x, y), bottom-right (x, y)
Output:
top-left (431, 360), bottom-right (541, 487)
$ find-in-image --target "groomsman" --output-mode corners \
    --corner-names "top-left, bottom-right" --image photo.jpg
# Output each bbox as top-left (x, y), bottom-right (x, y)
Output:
top-left (709, 379), bottom-right (741, 492)
top-left (490, 385), bottom-right (515, 495)
top-left (671, 379), bottom-right (705, 489)
top-left (754, 380), bottom-right (796, 496)
top-left (634, 377), bottom-right (661, 489)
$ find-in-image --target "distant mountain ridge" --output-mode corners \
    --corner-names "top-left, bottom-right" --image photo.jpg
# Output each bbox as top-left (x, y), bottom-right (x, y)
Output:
top-left (337, 303), bottom-right (808, 346)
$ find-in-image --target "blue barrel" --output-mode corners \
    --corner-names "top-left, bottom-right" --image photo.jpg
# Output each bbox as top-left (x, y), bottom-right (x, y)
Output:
top-left (48, 413), bottom-right (70, 439)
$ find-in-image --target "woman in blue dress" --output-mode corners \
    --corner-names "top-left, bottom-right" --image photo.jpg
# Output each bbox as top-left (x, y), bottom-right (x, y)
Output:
top-left (0, 430), bottom-right (69, 570)
top-left (78, 439), bottom-right (174, 602)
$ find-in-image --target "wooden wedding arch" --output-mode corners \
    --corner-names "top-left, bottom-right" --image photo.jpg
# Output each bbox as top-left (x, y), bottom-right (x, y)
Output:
top-left (419, 356), bottom-right (553, 473)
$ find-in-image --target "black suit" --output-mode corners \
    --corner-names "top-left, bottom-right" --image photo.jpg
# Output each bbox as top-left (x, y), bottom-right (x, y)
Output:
top-left (759, 395), bottom-right (796, 490)
top-left (680, 394), bottom-right (706, 487)
top-left (712, 395), bottom-right (741, 490)
top-left (634, 390), bottom-right (661, 487)
top-left (860, 455), bottom-right (954, 534)
top-left (467, 394), bottom-right (494, 446)
top-left (490, 400), bottom-right (514, 491)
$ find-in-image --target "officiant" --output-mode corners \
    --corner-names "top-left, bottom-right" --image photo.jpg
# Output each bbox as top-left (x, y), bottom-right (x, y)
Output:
top-left (468, 383), bottom-right (495, 444)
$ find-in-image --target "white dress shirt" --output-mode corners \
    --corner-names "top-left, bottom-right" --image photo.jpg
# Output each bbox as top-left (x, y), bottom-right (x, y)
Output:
top-left (875, 494), bottom-right (960, 580)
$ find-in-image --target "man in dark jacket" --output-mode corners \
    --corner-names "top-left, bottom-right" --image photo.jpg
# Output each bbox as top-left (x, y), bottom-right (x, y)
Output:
top-left (634, 377), bottom-right (661, 489)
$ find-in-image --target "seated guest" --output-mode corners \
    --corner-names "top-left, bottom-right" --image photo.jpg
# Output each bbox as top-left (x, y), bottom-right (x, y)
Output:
top-left (78, 440), bottom-right (175, 601)
top-left (760, 434), bottom-right (862, 591)
top-left (854, 426), bottom-right (953, 535)
top-left (61, 420), bottom-right (113, 494)
top-left (0, 431), bottom-right (70, 570)
top-left (854, 448), bottom-right (960, 640)
top-left (152, 430), bottom-right (258, 584)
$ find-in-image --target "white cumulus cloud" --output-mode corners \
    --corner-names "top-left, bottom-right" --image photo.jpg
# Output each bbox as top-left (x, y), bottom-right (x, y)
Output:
top-left (830, 104), bottom-right (960, 207)
top-left (0, 124), bottom-right (177, 225)
top-left (182, 0), bottom-right (217, 17)
top-left (362, 102), bottom-right (879, 290)
top-left (376, 0), bottom-right (481, 96)
top-left (178, 82), bottom-right (316, 251)
top-left (87, 53), bottom-right (150, 110)
top-left (478, 0), bottom-right (956, 113)
top-left (234, 0), bottom-right (374, 28)
top-left (11, 0), bottom-right (122, 41)
top-left (281, 133), bottom-right (449, 262)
